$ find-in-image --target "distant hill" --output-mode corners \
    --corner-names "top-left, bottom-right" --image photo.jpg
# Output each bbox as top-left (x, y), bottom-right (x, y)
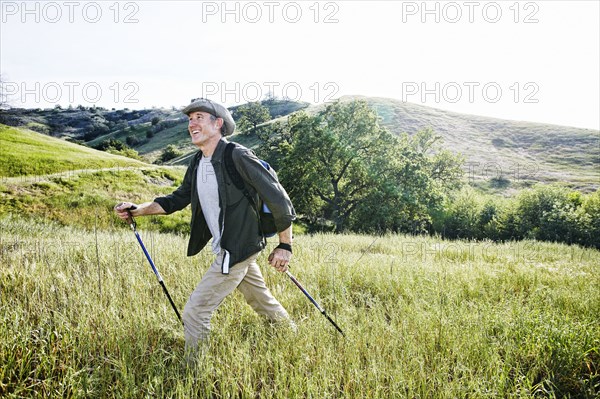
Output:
top-left (0, 124), bottom-right (146, 177)
top-left (169, 96), bottom-right (599, 193)
top-left (0, 99), bottom-right (310, 164)
top-left (0, 105), bottom-right (181, 141)
top-left (1, 96), bottom-right (597, 193)
top-left (339, 96), bottom-right (598, 193)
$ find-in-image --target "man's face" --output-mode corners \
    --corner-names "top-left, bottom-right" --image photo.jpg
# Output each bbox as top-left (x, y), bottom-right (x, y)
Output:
top-left (188, 111), bottom-right (222, 147)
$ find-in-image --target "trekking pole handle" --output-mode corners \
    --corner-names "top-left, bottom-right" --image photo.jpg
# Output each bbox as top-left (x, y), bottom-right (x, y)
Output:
top-left (125, 204), bottom-right (138, 230)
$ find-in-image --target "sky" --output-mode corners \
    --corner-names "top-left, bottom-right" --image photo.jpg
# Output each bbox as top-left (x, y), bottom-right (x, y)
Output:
top-left (1, 0), bottom-right (599, 129)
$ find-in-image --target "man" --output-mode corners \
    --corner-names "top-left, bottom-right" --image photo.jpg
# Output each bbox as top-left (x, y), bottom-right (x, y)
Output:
top-left (114, 98), bottom-right (296, 354)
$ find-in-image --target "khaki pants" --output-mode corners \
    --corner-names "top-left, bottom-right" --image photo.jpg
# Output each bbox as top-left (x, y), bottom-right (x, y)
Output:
top-left (183, 251), bottom-right (291, 350)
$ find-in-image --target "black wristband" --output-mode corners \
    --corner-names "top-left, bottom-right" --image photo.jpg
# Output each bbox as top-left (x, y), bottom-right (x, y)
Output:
top-left (276, 243), bottom-right (292, 253)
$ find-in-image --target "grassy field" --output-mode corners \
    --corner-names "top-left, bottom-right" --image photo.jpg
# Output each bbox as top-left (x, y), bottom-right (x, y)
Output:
top-left (0, 165), bottom-right (189, 234)
top-left (0, 125), bottom-right (146, 177)
top-left (0, 123), bottom-right (190, 233)
top-left (1, 215), bottom-right (598, 398)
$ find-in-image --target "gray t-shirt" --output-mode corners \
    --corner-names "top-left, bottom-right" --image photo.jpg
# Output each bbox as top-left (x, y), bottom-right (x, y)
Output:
top-left (197, 155), bottom-right (222, 254)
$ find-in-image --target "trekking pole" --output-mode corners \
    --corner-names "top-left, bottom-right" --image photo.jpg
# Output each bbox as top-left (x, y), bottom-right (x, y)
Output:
top-left (125, 207), bottom-right (183, 325)
top-left (285, 271), bottom-right (345, 337)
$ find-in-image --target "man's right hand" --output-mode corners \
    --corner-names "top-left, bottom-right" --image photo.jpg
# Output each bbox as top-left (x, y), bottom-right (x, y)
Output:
top-left (114, 202), bottom-right (138, 221)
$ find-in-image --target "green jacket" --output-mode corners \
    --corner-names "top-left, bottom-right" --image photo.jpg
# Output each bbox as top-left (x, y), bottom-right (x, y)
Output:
top-left (154, 138), bottom-right (296, 270)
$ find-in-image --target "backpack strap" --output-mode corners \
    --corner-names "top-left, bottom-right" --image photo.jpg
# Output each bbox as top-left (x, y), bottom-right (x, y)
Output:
top-left (224, 142), bottom-right (267, 240)
top-left (224, 143), bottom-right (250, 198)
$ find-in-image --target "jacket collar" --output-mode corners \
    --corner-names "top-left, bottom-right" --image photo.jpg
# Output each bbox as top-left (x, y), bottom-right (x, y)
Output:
top-left (197, 137), bottom-right (228, 163)
top-left (211, 137), bottom-right (229, 163)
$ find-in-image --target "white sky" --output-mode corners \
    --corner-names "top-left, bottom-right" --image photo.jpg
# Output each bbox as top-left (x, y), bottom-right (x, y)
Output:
top-left (1, 0), bottom-right (599, 129)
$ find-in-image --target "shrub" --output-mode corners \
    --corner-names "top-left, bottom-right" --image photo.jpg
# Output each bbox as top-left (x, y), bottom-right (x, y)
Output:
top-left (126, 135), bottom-right (140, 146)
top-left (437, 187), bottom-right (483, 239)
top-left (515, 184), bottom-right (580, 243)
top-left (107, 147), bottom-right (143, 161)
top-left (159, 145), bottom-right (182, 163)
top-left (94, 139), bottom-right (127, 151)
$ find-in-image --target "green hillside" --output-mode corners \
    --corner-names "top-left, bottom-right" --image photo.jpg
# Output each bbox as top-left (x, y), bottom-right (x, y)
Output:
top-left (340, 96), bottom-right (599, 193)
top-left (0, 165), bottom-right (189, 233)
top-left (3, 96), bottom-right (598, 194)
top-left (0, 124), bottom-right (146, 177)
top-left (0, 124), bottom-right (188, 232)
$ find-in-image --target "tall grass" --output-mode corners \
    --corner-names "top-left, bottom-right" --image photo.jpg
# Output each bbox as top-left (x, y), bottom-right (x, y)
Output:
top-left (1, 215), bottom-right (598, 398)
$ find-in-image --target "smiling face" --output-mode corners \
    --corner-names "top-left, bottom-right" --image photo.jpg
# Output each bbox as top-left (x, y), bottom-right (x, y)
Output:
top-left (187, 111), bottom-right (223, 148)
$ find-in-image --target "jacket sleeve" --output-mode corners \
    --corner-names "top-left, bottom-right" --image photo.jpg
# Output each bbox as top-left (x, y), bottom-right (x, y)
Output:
top-left (153, 154), bottom-right (195, 214)
top-left (232, 146), bottom-right (296, 233)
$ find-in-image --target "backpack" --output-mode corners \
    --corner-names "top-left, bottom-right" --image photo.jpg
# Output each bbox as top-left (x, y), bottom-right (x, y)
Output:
top-left (223, 142), bottom-right (277, 238)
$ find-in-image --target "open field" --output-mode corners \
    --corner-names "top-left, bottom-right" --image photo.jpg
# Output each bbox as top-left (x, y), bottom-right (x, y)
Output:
top-left (1, 215), bottom-right (598, 398)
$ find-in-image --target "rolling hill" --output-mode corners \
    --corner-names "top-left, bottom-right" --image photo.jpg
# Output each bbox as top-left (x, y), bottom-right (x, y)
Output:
top-left (164, 96), bottom-right (599, 193)
top-left (0, 124), bottom-right (188, 231)
top-left (0, 124), bottom-right (147, 177)
top-left (345, 96), bottom-right (599, 193)
top-left (2, 96), bottom-right (598, 194)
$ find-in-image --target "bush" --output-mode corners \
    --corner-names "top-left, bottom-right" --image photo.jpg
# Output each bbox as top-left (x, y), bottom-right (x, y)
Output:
top-left (126, 135), bottom-right (140, 146)
top-left (579, 190), bottom-right (600, 247)
top-left (159, 145), bottom-right (182, 163)
top-left (94, 139), bottom-right (127, 151)
top-left (432, 184), bottom-right (600, 248)
top-left (437, 187), bottom-right (483, 239)
top-left (84, 123), bottom-right (110, 141)
top-left (515, 184), bottom-right (581, 243)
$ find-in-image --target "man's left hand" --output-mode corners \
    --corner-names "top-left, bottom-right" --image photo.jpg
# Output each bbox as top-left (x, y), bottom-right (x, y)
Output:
top-left (268, 248), bottom-right (292, 272)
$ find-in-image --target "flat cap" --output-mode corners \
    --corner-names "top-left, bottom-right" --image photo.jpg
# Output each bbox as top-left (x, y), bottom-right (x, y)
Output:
top-left (182, 98), bottom-right (235, 136)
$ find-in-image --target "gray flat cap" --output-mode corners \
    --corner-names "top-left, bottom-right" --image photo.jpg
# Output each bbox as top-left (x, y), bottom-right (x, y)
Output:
top-left (182, 98), bottom-right (235, 136)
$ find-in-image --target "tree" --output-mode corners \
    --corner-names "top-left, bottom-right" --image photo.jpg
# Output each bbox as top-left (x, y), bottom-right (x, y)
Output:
top-left (94, 139), bottom-right (127, 151)
top-left (349, 128), bottom-right (463, 234)
top-left (279, 100), bottom-right (399, 231)
top-left (273, 100), bottom-right (464, 233)
top-left (151, 116), bottom-right (160, 126)
top-left (237, 102), bottom-right (271, 135)
top-left (263, 91), bottom-right (277, 104)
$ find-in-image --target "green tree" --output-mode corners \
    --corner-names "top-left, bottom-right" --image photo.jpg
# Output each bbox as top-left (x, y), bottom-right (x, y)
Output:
top-left (279, 100), bottom-right (399, 231)
top-left (94, 139), bottom-right (127, 151)
top-left (237, 102), bottom-right (271, 135)
top-left (266, 100), bottom-right (463, 233)
top-left (351, 130), bottom-right (463, 234)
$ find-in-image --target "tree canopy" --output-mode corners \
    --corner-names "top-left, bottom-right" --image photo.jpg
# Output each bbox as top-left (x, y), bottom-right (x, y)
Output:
top-left (237, 102), bottom-right (271, 135)
top-left (262, 100), bottom-right (464, 233)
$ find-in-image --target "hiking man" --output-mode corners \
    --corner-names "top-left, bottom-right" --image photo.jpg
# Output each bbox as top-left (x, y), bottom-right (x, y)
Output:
top-left (114, 98), bottom-right (296, 353)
